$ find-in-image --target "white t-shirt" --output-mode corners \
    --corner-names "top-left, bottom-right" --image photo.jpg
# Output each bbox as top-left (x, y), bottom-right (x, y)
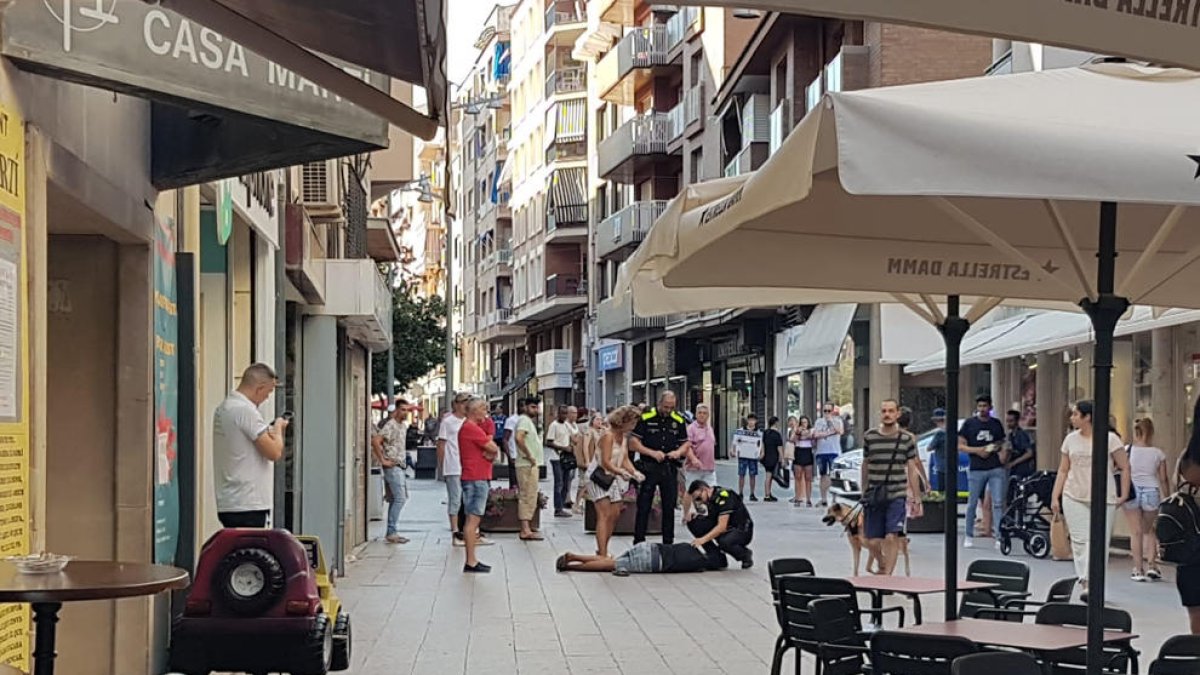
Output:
top-left (1061, 430), bottom-right (1123, 504)
top-left (1127, 444), bottom-right (1167, 489)
top-left (438, 414), bottom-right (466, 476)
top-left (213, 391), bottom-right (274, 513)
top-left (546, 420), bottom-right (571, 462)
top-left (731, 428), bottom-right (763, 460)
top-left (504, 415), bottom-right (520, 459)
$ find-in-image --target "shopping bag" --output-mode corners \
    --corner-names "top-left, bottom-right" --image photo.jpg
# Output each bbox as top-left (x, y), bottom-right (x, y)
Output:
top-left (773, 466), bottom-right (791, 489)
top-left (1050, 513), bottom-right (1073, 561)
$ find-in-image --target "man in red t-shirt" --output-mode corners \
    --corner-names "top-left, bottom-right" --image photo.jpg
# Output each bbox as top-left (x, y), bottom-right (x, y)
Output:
top-left (460, 398), bottom-right (501, 573)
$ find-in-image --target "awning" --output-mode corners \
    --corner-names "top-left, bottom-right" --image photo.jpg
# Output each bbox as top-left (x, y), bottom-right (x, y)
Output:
top-left (493, 41), bottom-right (511, 82)
top-left (155, 0), bottom-right (447, 140)
top-left (554, 100), bottom-right (587, 144)
top-left (774, 304), bottom-right (857, 378)
top-left (548, 167), bottom-right (588, 211)
top-left (879, 304), bottom-right (993, 365)
top-left (491, 161), bottom-right (505, 203)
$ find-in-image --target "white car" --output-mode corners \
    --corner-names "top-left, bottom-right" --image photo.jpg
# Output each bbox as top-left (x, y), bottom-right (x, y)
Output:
top-left (828, 424), bottom-right (969, 505)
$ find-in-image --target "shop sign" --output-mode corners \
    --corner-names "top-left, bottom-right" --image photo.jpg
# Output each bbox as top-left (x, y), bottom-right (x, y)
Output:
top-left (535, 349), bottom-right (572, 376)
top-left (713, 338), bottom-right (747, 361)
top-left (1, 0), bottom-right (388, 147)
top-left (231, 170), bottom-right (281, 247)
top-left (153, 216), bottom-right (180, 566)
top-left (536, 373), bottom-right (573, 391)
top-left (217, 179), bottom-right (233, 245)
top-left (597, 345), bottom-right (623, 372)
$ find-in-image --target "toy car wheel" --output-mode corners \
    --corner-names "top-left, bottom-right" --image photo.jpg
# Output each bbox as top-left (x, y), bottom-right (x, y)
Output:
top-left (330, 611), bottom-right (352, 671)
top-left (215, 547), bottom-right (286, 616)
top-left (999, 537), bottom-right (1012, 556)
top-left (1025, 532), bottom-right (1050, 559)
top-left (293, 610), bottom-right (333, 675)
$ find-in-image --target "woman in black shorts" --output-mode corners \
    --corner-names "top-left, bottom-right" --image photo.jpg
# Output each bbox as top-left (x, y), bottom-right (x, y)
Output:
top-left (761, 417), bottom-right (784, 502)
top-left (792, 416), bottom-right (815, 506)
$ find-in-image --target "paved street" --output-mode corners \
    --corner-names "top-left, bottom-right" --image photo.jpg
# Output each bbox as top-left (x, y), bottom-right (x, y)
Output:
top-left (337, 461), bottom-right (1186, 674)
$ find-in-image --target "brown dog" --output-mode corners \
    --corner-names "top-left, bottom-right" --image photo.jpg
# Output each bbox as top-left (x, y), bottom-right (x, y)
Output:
top-left (822, 503), bottom-right (911, 576)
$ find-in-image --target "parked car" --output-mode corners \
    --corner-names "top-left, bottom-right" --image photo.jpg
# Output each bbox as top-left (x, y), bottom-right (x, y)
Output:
top-left (829, 422), bottom-right (969, 505)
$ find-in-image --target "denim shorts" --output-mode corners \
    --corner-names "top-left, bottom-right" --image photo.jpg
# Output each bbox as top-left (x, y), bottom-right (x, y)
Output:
top-left (815, 455), bottom-right (837, 477)
top-left (1124, 486), bottom-right (1161, 512)
top-left (462, 480), bottom-right (489, 517)
top-left (445, 475), bottom-right (463, 515)
top-left (737, 458), bottom-right (759, 477)
top-left (864, 497), bottom-right (907, 539)
top-left (614, 542), bottom-right (661, 574)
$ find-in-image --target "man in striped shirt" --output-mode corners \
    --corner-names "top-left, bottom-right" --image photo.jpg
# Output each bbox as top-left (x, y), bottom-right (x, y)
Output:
top-left (860, 399), bottom-right (923, 575)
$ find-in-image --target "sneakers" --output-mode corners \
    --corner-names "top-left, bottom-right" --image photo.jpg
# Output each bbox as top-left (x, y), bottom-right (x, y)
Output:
top-left (963, 537), bottom-right (975, 549)
top-left (1148, 567), bottom-right (1163, 581)
top-left (478, 536), bottom-right (495, 546)
top-left (463, 562), bottom-right (492, 574)
top-left (749, 494), bottom-right (759, 502)
top-left (994, 540), bottom-right (1003, 551)
top-left (452, 532), bottom-right (465, 547)
top-left (764, 496), bottom-right (778, 502)
top-left (385, 534), bottom-right (409, 544)
top-left (554, 510), bottom-right (573, 518)
top-left (1132, 570), bottom-right (1148, 582)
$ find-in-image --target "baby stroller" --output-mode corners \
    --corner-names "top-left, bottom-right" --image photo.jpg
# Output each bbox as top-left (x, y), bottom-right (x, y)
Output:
top-left (998, 470), bottom-right (1057, 559)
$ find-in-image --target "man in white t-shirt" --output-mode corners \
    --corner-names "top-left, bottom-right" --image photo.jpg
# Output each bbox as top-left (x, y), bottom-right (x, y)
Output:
top-left (438, 392), bottom-right (471, 544)
top-left (546, 405), bottom-right (575, 518)
top-left (503, 409), bottom-right (521, 489)
top-left (731, 414), bottom-right (764, 502)
top-left (213, 363), bottom-right (288, 528)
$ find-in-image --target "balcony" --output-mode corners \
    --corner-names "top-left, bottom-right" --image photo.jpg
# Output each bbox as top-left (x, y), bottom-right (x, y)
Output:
top-left (545, 2), bottom-right (585, 32)
top-left (596, 296), bottom-right (669, 339)
top-left (668, 82), bottom-right (704, 146)
top-left (596, 25), bottom-right (681, 106)
top-left (769, 98), bottom-right (792, 156)
top-left (724, 142), bottom-right (769, 177)
top-left (478, 307), bottom-right (524, 344)
top-left (665, 5), bottom-right (700, 49)
top-left (544, 66), bottom-right (586, 98)
top-left (366, 216), bottom-right (401, 262)
top-left (597, 113), bottom-right (678, 183)
top-left (284, 204), bottom-right (327, 305)
top-left (481, 247), bottom-right (513, 271)
top-left (595, 200), bottom-right (668, 261)
top-left (545, 139), bottom-right (587, 165)
top-left (307, 259), bottom-right (393, 351)
top-left (546, 167), bottom-right (588, 241)
top-left (513, 275), bottom-right (588, 325)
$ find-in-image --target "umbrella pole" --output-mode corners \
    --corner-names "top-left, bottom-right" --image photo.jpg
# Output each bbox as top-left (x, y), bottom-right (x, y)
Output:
top-left (938, 295), bottom-right (970, 621)
top-left (1079, 201), bottom-right (1129, 675)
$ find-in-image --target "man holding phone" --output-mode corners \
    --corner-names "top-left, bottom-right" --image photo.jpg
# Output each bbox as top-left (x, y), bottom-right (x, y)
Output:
top-left (213, 363), bottom-right (288, 528)
top-left (373, 399), bottom-right (412, 544)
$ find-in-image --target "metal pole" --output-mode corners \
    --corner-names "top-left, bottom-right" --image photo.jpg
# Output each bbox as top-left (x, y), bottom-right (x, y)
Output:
top-left (1079, 201), bottom-right (1127, 675)
top-left (938, 295), bottom-right (969, 621)
top-left (386, 265), bottom-right (396, 406)
top-left (443, 199), bottom-right (455, 414)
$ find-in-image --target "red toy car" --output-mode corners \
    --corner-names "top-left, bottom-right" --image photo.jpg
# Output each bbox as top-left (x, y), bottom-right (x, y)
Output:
top-left (169, 529), bottom-right (350, 675)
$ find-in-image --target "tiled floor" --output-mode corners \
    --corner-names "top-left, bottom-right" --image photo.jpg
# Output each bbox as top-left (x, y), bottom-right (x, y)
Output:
top-left (338, 462), bottom-right (1188, 674)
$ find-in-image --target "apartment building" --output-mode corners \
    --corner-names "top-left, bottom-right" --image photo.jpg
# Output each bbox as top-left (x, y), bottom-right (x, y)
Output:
top-left (505, 0), bottom-right (591, 413)
top-left (576, 1), bottom-right (755, 413)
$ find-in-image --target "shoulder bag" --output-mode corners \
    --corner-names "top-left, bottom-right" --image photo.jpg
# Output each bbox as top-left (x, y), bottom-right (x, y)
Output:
top-left (1116, 444), bottom-right (1136, 502)
top-left (862, 435), bottom-right (905, 508)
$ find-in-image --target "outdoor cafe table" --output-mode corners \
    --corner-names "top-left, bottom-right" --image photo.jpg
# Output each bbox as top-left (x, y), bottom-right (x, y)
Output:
top-left (847, 576), bottom-right (999, 625)
top-left (0, 560), bottom-right (189, 675)
top-left (894, 618), bottom-right (1138, 674)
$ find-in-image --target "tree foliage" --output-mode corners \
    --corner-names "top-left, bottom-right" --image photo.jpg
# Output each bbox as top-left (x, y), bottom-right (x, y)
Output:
top-left (371, 280), bottom-right (447, 395)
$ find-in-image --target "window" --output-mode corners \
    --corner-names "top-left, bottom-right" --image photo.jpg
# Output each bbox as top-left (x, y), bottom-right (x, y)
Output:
top-left (689, 148), bottom-right (703, 184)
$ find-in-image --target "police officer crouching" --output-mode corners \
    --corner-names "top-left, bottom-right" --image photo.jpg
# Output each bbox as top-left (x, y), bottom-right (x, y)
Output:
top-left (687, 481), bottom-right (755, 569)
top-left (629, 391), bottom-right (691, 545)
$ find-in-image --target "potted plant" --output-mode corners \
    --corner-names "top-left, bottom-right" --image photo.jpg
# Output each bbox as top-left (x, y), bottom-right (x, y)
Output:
top-left (907, 490), bottom-right (946, 534)
top-left (480, 486), bottom-right (546, 533)
top-left (583, 486), bottom-right (663, 535)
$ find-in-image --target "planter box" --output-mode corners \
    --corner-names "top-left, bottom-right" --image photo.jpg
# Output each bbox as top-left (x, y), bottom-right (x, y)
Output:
top-left (481, 505), bottom-right (541, 533)
top-left (907, 501), bottom-right (946, 534)
top-left (583, 499), bottom-right (662, 535)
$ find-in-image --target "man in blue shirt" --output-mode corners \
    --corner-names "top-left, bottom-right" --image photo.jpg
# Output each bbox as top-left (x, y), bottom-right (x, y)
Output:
top-left (958, 395), bottom-right (1009, 549)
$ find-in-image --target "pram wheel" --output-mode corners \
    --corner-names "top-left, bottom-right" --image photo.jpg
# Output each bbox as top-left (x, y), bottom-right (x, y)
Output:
top-left (1000, 537), bottom-right (1012, 556)
top-left (1024, 532), bottom-right (1049, 559)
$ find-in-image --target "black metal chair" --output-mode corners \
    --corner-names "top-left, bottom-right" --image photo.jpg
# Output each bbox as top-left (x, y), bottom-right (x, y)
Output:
top-left (972, 577), bottom-right (1077, 622)
top-left (870, 631), bottom-right (976, 675)
top-left (951, 652), bottom-right (1041, 675)
top-left (1034, 603), bottom-right (1139, 674)
top-left (1148, 635), bottom-right (1200, 675)
top-left (774, 576), bottom-right (905, 675)
top-left (809, 597), bottom-right (872, 675)
top-left (958, 559), bottom-right (1031, 618)
top-left (770, 559), bottom-right (817, 674)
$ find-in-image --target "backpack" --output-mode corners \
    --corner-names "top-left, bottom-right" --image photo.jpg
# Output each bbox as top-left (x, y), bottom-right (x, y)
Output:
top-left (1156, 487), bottom-right (1200, 565)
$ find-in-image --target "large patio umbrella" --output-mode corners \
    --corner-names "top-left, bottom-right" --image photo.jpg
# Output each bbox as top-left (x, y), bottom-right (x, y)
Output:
top-left (618, 61), bottom-right (1200, 671)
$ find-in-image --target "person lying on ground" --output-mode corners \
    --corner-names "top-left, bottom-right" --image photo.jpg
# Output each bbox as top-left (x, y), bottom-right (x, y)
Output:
top-left (555, 541), bottom-right (726, 576)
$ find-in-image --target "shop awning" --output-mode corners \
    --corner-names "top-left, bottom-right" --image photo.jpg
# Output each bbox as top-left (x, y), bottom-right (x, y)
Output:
top-left (554, 100), bottom-right (587, 144)
top-left (774, 304), bottom-right (857, 378)
top-left (155, 0), bottom-right (447, 140)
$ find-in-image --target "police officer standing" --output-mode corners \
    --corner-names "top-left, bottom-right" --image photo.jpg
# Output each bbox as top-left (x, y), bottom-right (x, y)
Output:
top-left (629, 391), bottom-right (691, 545)
top-left (687, 480), bottom-right (755, 568)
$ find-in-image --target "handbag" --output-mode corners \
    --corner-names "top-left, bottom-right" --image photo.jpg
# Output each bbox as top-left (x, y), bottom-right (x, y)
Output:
top-left (559, 449), bottom-right (578, 472)
top-left (590, 466), bottom-right (615, 491)
top-left (862, 435), bottom-right (905, 508)
top-left (773, 465), bottom-right (791, 489)
top-left (1116, 445), bottom-right (1136, 502)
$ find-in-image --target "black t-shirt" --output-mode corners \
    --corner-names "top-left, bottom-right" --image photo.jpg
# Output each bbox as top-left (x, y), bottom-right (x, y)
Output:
top-left (658, 543), bottom-right (724, 572)
top-left (710, 485), bottom-right (752, 530)
top-left (762, 429), bottom-right (784, 462)
top-left (632, 408), bottom-right (689, 462)
top-left (958, 416), bottom-right (1007, 471)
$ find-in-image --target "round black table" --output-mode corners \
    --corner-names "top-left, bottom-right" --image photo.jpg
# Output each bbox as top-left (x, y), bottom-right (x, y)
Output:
top-left (0, 561), bottom-right (189, 674)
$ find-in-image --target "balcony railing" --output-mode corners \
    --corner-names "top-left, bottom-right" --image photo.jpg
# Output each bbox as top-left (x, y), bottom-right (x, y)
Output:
top-left (482, 247), bottom-right (513, 269)
top-left (684, 82), bottom-right (704, 127)
top-left (769, 98), bottom-right (791, 155)
top-left (665, 5), bottom-right (699, 47)
top-left (545, 139), bottom-right (586, 164)
top-left (596, 200), bottom-right (668, 260)
top-left (805, 73), bottom-right (822, 116)
top-left (724, 142), bottom-right (768, 177)
top-left (596, 296), bottom-right (669, 339)
top-left (597, 113), bottom-right (674, 180)
top-left (547, 204), bottom-right (588, 230)
top-left (545, 66), bottom-right (586, 98)
top-left (545, 3), bottom-right (584, 29)
top-left (545, 274), bottom-right (587, 299)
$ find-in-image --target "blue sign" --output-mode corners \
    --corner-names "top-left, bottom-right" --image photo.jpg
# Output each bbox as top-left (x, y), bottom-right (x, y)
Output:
top-left (598, 345), bottom-right (623, 372)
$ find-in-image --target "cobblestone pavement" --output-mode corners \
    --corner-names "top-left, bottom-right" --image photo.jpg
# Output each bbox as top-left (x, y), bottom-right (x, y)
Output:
top-left (337, 461), bottom-right (1187, 674)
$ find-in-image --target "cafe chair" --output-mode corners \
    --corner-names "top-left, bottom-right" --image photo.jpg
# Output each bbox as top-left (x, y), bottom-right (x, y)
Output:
top-left (959, 559), bottom-right (1031, 618)
top-left (809, 597), bottom-right (873, 675)
top-left (870, 631), bottom-right (976, 675)
top-left (1034, 603), bottom-right (1139, 674)
top-left (951, 651), bottom-right (1042, 675)
top-left (774, 576), bottom-right (904, 675)
top-left (770, 559), bottom-right (817, 675)
top-left (1148, 634), bottom-right (1200, 675)
top-left (972, 577), bottom-right (1077, 623)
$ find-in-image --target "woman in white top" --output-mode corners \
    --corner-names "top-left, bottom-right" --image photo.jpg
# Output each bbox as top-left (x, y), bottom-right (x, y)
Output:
top-left (573, 413), bottom-right (606, 514)
top-left (1051, 400), bottom-right (1132, 602)
top-left (1122, 417), bottom-right (1170, 582)
top-left (587, 406), bottom-right (643, 558)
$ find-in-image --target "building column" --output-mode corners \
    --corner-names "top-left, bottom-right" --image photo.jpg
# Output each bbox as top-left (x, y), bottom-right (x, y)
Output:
top-left (868, 304), bottom-right (898, 426)
top-left (1036, 351), bottom-right (1067, 469)
top-left (1152, 328), bottom-right (1180, 464)
top-left (299, 315), bottom-right (338, 565)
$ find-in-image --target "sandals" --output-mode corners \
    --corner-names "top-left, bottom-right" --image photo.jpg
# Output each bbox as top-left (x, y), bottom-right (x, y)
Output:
top-left (520, 533), bottom-right (544, 541)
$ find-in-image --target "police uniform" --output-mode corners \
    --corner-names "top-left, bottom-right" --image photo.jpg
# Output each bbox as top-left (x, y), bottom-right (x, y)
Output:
top-left (692, 486), bottom-right (754, 566)
top-left (631, 407), bottom-right (689, 545)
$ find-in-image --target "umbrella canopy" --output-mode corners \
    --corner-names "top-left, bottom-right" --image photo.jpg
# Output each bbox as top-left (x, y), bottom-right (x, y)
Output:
top-left (618, 62), bottom-right (1200, 672)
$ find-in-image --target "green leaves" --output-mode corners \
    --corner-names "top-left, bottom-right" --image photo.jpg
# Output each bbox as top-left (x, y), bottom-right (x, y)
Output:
top-left (371, 279), bottom-right (447, 395)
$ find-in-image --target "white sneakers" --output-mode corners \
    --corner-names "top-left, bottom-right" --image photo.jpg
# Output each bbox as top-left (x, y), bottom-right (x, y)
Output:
top-left (963, 537), bottom-right (974, 549)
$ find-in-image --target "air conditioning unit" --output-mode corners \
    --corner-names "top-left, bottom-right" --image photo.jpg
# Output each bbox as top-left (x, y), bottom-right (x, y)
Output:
top-left (742, 94), bottom-right (771, 145)
top-left (300, 160), bottom-right (344, 221)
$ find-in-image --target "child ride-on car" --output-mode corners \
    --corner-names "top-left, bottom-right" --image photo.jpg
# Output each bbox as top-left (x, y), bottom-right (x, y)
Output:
top-left (169, 529), bottom-right (350, 675)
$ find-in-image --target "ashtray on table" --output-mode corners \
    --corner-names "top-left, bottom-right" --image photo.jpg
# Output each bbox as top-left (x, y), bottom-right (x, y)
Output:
top-left (5, 553), bottom-right (72, 574)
